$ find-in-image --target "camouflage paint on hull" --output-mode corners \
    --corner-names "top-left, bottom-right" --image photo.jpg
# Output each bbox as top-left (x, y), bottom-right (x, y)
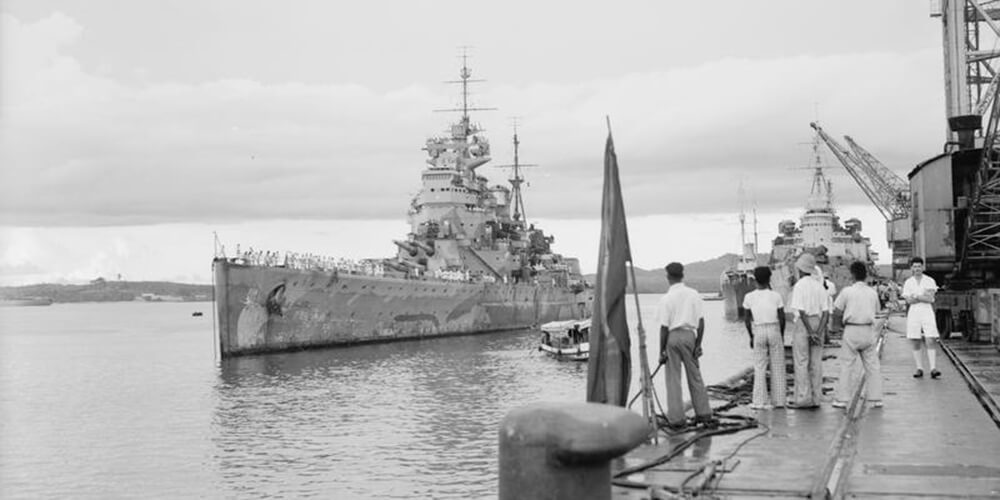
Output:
top-left (213, 259), bottom-right (592, 357)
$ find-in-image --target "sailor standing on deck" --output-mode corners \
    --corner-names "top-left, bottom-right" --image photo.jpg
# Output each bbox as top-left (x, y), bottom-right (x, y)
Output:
top-left (657, 262), bottom-right (717, 429)
top-left (788, 253), bottom-right (829, 409)
top-left (831, 261), bottom-right (884, 409)
top-left (742, 266), bottom-right (787, 410)
top-left (902, 256), bottom-right (941, 379)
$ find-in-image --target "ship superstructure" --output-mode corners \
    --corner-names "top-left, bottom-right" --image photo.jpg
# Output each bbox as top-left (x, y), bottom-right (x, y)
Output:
top-left (767, 163), bottom-right (880, 297)
top-left (212, 60), bottom-right (591, 357)
top-left (396, 86), bottom-right (567, 286)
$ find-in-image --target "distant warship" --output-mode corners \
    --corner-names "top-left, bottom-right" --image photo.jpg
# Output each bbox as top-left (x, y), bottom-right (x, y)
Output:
top-left (721, 132), bottom-right (880, 322)
top-left (720, 185), bottom-right (765, 321)
top-left (212, 60), bottom-right (592, 357)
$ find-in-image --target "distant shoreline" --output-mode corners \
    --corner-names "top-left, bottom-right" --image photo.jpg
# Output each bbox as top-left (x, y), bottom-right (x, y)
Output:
top-left (0, 280), bottom-right (213, 304)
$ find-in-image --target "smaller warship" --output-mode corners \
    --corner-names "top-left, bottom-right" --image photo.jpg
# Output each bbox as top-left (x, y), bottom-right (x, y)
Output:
top-left (722, 132), bottom-right (881, 321)
top-left (720, 186), bottom-right (765, 321)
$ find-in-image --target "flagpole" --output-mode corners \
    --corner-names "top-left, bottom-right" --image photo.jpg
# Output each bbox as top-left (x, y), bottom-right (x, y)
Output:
top-left (606, 116), bottom-right (658, 444)
top-left (627, 262), bottom-right (657, 443)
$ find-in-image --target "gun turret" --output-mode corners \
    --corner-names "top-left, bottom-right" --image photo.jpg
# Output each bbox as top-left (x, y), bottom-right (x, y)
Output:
top-left (412, 240), bottom-right (436, 256)
top-left (393, 240), bottom-right (419, 257)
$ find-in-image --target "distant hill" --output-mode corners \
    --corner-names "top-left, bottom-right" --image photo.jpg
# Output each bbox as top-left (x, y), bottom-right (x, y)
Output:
top-left (580, 257), bottom-right (897, 295)
top-left (584, 254), bottom-right (739, 294)
top-left (0, 280), bottom-right (213, 303)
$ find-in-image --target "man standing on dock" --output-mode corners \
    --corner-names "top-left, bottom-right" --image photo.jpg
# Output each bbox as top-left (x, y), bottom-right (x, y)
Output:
top-left (789, 253), bottom-right (830, 409)
top-left (657, 262), bottom-right (715, 429)
top-left (831, 261), bottom-right (883, 409)
top-left (902, 257), bottom-right (941, 379)
top-left (742, 266), bottom-right (787, 410)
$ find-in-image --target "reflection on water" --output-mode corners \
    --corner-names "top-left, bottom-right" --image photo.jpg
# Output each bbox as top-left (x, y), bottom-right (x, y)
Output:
top-left (1, 296), bottom-right (751, 499)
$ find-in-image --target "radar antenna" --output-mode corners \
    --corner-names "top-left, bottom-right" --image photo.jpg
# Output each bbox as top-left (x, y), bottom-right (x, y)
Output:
top-left (434, 48), bottom-right (497, 137)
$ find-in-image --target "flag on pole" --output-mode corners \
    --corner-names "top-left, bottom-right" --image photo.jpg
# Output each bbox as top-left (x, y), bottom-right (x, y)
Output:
top-left (586, 129), bottom-right (632, 406)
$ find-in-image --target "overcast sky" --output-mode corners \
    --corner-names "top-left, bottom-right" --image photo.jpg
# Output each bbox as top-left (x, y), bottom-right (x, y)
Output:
top-left (0, 1), bottom-right (949, 285)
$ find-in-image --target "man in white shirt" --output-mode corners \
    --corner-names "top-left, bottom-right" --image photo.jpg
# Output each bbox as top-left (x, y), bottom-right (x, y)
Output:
top-left (788, 253), bottom-right (830, 409)
top-left (831, 261), bottom-right (884, 409)
top-left (901, 256), bottom-right (940, 379)
top-left (742, 266), bottom-right (787, 410)
top-left (657, 262), bottom-right (715, 429)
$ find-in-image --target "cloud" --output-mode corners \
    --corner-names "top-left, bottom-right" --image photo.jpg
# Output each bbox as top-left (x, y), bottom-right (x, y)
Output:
top-left (0, 12), bottom-right (943, 229)
top-left (0, 261), bottom-right (45, 276)
top-left (0, 220), bottom-right (412, 286)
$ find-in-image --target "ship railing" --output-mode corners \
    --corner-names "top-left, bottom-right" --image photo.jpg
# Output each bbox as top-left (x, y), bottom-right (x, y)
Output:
top-left (227, 248), bottom-right (387, 278)
top-left (433, 268), bottom-right (473, 282)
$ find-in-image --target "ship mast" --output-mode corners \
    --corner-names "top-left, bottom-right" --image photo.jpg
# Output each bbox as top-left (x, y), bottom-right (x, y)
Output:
top-left (739, 207), bottom-right (747, 258)
top-left (805, 128), bottom-right (834, 213)
top-left (736, 182), bottom-right (755, 268)
top-left (458, 57), bottom-right (473, 137)
top-left (495, 120), bottom-right (537, 225)
top-left (438, 50), bottom-right (496, 139)
top-left (737, 181), bottom-right (745, 244)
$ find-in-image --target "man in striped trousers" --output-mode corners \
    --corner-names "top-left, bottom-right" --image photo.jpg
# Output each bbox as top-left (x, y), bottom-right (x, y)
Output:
top-left (742, 266), bottom-right (788, 410)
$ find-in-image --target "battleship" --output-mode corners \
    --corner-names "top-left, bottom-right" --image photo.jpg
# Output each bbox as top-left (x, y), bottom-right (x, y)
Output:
top-left (212, 61), bottom-right (592, 357)
top-left (721, 131), bottom-right (881, 321)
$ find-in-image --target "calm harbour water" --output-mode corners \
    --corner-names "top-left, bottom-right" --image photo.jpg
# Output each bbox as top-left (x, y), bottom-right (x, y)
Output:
top-left (0, 295), bottom-right (751, 499)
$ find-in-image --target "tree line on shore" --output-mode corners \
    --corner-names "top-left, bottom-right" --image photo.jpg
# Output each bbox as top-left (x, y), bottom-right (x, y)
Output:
top-left (0, 279), bottom-right (213, 303)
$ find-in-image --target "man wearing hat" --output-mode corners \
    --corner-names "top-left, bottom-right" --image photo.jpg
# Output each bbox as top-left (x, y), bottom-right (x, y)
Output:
top-left (657, 262), bottom-right (716, 428)
top-left (788, 252), bottom-right (830, 409)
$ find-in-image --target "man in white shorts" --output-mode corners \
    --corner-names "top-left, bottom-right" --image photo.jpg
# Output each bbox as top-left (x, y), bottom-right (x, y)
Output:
top-left (901, 256), bottom-right (940, 379)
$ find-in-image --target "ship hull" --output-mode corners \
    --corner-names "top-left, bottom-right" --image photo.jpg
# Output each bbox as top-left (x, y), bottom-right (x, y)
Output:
top-left (213, 259), bottom-right (592, 357)
top-left (721, 263), bottom-right (798, 323)
top-left (720, 273), bottom-right (754, 321)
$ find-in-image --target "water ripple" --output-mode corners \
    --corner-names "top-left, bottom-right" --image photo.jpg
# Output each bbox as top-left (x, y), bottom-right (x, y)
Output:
top-left (1, 298), bottom-right (749, 499)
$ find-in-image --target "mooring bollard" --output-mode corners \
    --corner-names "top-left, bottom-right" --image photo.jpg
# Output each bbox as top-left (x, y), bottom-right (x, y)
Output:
top-left (498, 401), bottom-right (650, 500)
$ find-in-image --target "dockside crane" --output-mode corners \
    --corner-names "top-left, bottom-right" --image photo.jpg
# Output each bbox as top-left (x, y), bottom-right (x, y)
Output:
top-left (907, 0), bottom-right (1000, 340)
top-left (934, 0), bottom-right (1000, 275)
top-left (960, 83), bottom-right (1000, 269)
top-left (842, 136), bottom-right (911, 220)
top-left (809, 122), bottom-right (913, 277)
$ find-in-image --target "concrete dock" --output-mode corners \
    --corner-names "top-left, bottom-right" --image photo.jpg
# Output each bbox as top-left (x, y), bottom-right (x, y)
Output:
top-left (612, 320), bottom-right (1000, 499)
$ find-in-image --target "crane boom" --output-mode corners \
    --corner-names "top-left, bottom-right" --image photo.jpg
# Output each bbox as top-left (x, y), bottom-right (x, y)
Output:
top-left (843, 136), bottom-right (911, 220)
top-left (810, 122), bottom-right (914, 277)
top-left (809, 122), bottom-right (894, 221)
